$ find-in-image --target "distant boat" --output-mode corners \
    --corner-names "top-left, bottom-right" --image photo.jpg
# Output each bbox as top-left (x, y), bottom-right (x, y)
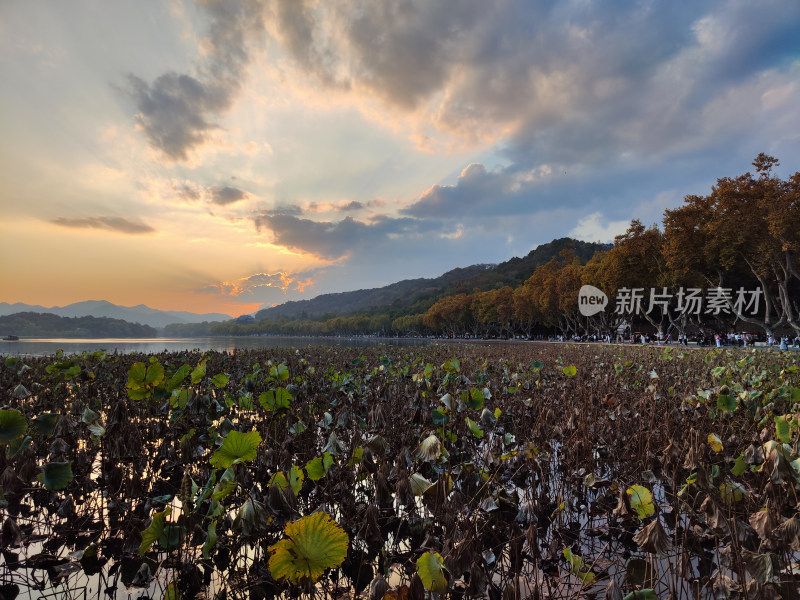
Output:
top-left (2, 335), bottom-right (19, 341)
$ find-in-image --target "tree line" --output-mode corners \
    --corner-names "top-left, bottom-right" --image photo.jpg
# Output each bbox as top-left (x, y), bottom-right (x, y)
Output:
top-left (0, 312), bottom-right (158, 338)
top-left (200, 155), bottom-right (800, 340)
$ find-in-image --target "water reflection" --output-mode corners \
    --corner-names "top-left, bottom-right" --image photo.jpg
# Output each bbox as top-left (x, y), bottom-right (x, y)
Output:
top-left (0, 336), bottom-right (429, 357)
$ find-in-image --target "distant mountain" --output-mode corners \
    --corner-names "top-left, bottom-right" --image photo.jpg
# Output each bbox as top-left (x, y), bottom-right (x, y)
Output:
top-left (256, 237), bottom-right (610, 320)
top-left (0, 300), bottom-right (231, 329)
top-left (256, 264), bottom-right (495, 321)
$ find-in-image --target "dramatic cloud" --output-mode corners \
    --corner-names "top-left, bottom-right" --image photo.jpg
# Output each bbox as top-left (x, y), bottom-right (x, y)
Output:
top-left (198, 270), bottom-right (318, 307)
top-left (267, 1), bottom-right (800, 162)
top-left (199, 271), bottom-right (311, 296)
top-left (127, 0), bottom-right (266, 161)
top-left (253, 213), bottom-right (428, 260)
top-left (50, 216), bottom-right (155, 235)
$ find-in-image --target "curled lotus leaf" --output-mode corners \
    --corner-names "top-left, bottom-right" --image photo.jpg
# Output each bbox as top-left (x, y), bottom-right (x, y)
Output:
top-left (409, 473), bottom-right (433, 496)
top-left (268, 511), bottom-right (348, 585)
top-left (633, 518), bottom-right (672, 556)
top-left (774, 514), bottom-right (800, 550)
top-left (12, 384), bottom-right (31, 399)
top-left (415, 434), bottom-right (447, 462)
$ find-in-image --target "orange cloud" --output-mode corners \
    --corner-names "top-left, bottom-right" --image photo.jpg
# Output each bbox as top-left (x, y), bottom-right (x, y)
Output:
top-left (199, 271), bottom-right (315, 297)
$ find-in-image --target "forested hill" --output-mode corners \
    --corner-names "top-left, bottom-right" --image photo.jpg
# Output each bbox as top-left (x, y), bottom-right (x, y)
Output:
top-left (256, 237), bottom-right (608, 320)
top-left (0, 312), bottom-right (158, 338)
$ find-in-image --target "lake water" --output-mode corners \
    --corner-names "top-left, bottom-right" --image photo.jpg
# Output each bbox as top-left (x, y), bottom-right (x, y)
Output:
top-left (0, 335), bottom-right (430, 357)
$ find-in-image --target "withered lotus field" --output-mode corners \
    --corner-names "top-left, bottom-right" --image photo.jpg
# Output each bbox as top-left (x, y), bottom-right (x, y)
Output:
top-left (1, 342), bottom-right (799, 600)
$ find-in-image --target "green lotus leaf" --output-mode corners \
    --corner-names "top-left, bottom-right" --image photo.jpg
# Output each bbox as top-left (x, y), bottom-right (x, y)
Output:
top-left (563, 547), bottom-right (596, 585)
top-left (0, 409), bottom-right (27, 444)
top-left (139, 507), bottom-right (170, 555)
top-left (717, 392), bottom-right (737, 411)
top-left (270, 471), bottom-right (289, 492)
top-left (467, 388), bottom-right (484, 410)
top-left (32, 413), bottom-right (59, 436)
top-left (306, 457), bottom-right (326, 481)
top-left (269, 363), bottom-right (290, 381)
top-left (416, 551), bottom-right (449, 593)
top-left (6, 435), bottom-right (32, 459)
top-left (562, 365), bottom-right (577, 377)
top-left (775, 415), bottom-right (791, 444)
top-left (165, 364), bottom-right (191, 391)
top-left (211, 467), bottom-right (237, 502)
top-left (139, 508), bottom-right (184, 554)
top-left (146, 361), bottom-right (164, 386)
top-left (347, 446), bottom-right (363, 466)
top-left (268, 511), bottom-right (349, 585)
top-left (442, 358), bottom-right (460, 374)
top-left (306, 453), bottom-right (334, 481)
top-left (259, 388), bottom-right (292, 411)
top-left (190, 359), bottom-right (207, 384)
top-left (720, 480), bottom-right (749, 504)
top-left (466, 417), bottom-right (484, 439)
top-left (211, 373), bottom-right (229, 388)
top-left (210, 430), bottom-right (261, 469)
top-left (164, 582), bottom-right (179, 600)
top-left (622, 590), bottom-right (658, 600)
top-left (289, 420), bottom-right (306, 435)
top-left (627, 485), bottom-right (655, 519)
top-left (731, 453), bottom-right (748, 476)
top-left (289, 465), bottom-right (304, 495)
top-left (202, 520), bottom-right (217, 559)
top-left (38, 461), bottom-right (73, 491)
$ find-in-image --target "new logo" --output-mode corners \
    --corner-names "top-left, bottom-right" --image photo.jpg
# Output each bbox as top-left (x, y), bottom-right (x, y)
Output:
top-left (578, 285), bottom-right (608, 316)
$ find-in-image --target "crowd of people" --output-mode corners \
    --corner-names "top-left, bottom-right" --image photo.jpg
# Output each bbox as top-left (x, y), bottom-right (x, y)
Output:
top-left (554, 332), bottom-right (800, 349)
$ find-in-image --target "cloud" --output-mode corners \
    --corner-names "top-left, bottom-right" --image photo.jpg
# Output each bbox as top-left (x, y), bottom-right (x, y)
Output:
top-left (336, 200), bottom-right (363, 212)
top-left (50, 216), bottom-right (155, 235)
top-left (568, 212), bottom-right (630, 244)
top-left (171, 181), bottom-right (250, 206)
top-left (126, 0), bottom-right (266, 161)
top-left (263, 1), bottom-right (800, 162)
top-left (197, 270), bottom-right (319, 306)
top-left (253, 213), bottom-right (429, 260)
top-left (127, 72), bottom-right (231, 161)
top-left (402, 162), bottom-right (566, 220)
top-left (211, 186), bottom-right (248, 205)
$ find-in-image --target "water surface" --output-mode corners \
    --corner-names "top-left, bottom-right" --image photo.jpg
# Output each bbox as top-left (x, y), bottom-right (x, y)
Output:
top-left (0, 335), bottom-right (429, 357)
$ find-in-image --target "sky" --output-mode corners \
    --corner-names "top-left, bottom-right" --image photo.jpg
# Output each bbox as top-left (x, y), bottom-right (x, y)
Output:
top-left (1, 1), bottom-right (799, 317)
